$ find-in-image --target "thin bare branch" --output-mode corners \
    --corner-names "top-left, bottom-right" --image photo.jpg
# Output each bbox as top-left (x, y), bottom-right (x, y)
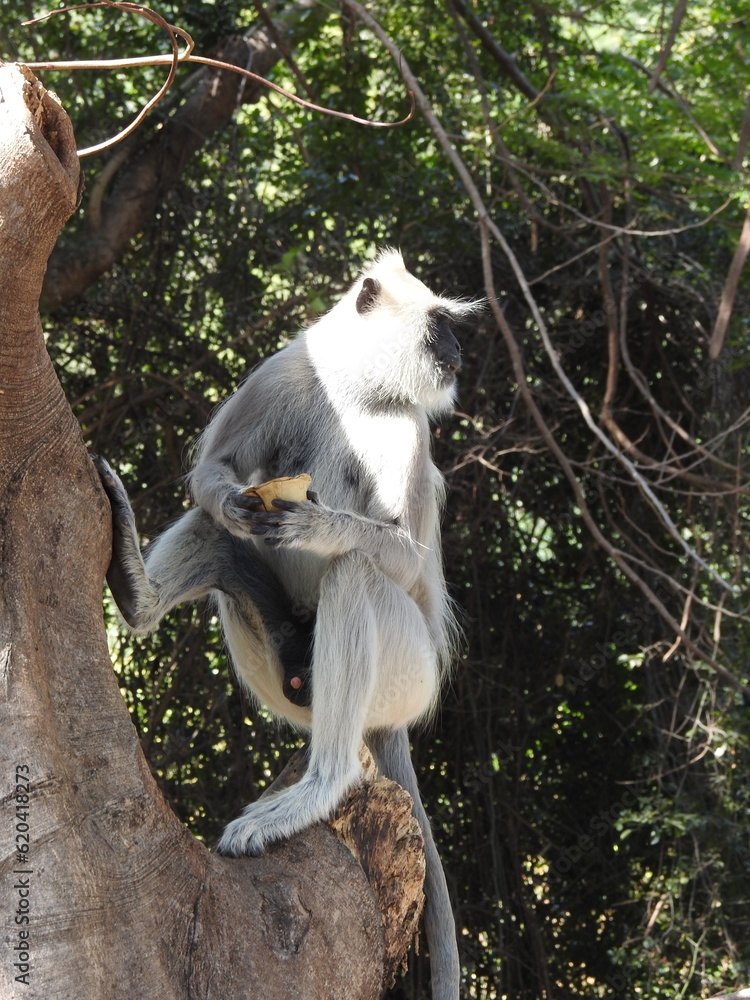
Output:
top-left (709, 201), bottom-right (750, 359)
top-left (649, 0), bottom-right (688, 93)
top-left (22, 0), bottom-right (415, 156)
top-left (623, 53), bottom-right (726, 162)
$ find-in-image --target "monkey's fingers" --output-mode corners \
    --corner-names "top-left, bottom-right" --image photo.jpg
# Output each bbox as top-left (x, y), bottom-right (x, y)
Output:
top-left (242, 517), bottom-right (289, 543)
top-left (242, 510), bottom-right (287, 527)
top-left (243, 521), bottom-right (276, 535)
top-left (267, 499), bottom-right (307, 511)
top-left (257, 532), bottom-right (285, 547)
top-left (91, 454), bottom-right (119, 495)
top-left (233, 493), bottom-right (266, 512)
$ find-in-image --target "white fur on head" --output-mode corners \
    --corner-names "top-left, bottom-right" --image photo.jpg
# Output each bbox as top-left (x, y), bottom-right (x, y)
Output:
top-left (305, 248), bottom-right (472, 416)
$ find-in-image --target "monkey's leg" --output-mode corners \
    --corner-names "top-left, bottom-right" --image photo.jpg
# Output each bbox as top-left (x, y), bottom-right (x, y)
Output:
top-left (217, 550), bottom-right (395, 856)
top-left (94, 456), bottom-right (314, 702)
top-left (216, 553), bottom-right (440, 853)
top-left (368, 727), bottom-right (460, 1000)
top-left (93, 455), bottom-right (163, 628)
top-left (94, 455), bottom-right (227, 630)
top-left (219, 535), bottom-right (315, 707)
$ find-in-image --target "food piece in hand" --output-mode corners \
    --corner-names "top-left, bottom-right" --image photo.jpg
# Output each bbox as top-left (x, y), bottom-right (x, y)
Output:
top-left (242, 473), bottom-right (312, 511)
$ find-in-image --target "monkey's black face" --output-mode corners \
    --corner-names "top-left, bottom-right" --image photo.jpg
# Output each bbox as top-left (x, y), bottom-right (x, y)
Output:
top-left (426, 309), bottom-right (463, 383)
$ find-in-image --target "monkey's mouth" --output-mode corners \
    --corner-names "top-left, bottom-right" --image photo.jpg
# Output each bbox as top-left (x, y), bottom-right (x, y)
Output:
top-left (435, 358), bottom-right (461, 382)
top-left (428, 339), bottom-right (462, 380)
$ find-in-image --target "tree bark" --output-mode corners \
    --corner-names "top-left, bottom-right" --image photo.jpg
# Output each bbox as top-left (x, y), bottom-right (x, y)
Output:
top-left (0, 63), bottom-right (421, 1000)
top-left (41, 0), bottom-right (328, 309)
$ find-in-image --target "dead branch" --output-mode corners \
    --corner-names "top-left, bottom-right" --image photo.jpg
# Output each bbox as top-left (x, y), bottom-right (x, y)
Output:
top-left (648, 0), bottom-right (688, 93)
top-left (709, 202), bottom-right (750, 359)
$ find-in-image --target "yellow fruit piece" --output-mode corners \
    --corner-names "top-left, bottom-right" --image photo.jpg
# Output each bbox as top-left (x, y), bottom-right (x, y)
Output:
top-left (242, 474), bottom-right (312, 511)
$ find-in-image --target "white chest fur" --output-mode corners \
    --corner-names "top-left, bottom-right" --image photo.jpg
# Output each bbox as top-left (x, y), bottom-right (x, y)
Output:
top-left (341, 408), bottom-right (424, 519)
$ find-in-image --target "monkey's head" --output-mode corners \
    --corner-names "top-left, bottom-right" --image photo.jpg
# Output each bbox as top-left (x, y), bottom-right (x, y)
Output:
top-left (307, 249), bottom-right (478, 416)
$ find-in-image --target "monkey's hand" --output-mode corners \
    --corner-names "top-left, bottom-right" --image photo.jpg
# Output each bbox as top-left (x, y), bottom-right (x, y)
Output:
top-left (218, 490), bottom-right (270, 536)
top-left (222, 491), bottom-right (422, 590)
top-left (239, 494), bottom-right (325, 550)
top-left (238, 496), bottom-right (422, 592)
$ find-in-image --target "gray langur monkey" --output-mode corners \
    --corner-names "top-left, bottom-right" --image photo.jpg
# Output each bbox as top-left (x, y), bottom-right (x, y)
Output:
top-left (94, 249), bottom-right (476, 1000)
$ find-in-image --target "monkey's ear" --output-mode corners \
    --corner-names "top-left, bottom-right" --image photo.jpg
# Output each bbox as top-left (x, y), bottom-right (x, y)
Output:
top-left (356, 277), bottom-right (381, 315)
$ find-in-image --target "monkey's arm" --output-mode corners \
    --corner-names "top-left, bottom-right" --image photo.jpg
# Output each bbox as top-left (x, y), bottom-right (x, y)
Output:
top-left (243, 498), bottom-right (426, 592)
top-left (185, 356), bottom-right (284, 531)
top-left (187, 454), bottom-right (267, 534)
top-left (189, 453), bottom-right (425, 592)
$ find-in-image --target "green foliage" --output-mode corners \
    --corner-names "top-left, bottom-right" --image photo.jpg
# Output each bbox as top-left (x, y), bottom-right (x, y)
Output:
top-left (3, 0), bottom-right (750, 996)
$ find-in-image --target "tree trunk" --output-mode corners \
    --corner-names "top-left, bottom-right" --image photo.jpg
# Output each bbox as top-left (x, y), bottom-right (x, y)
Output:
top-left (0, 63), bottom-right (421, 1000)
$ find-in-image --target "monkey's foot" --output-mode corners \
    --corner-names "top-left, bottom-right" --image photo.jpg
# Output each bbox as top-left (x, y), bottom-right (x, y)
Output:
top-left (215, 815), bottom-right (275, 857)
top-left (215, 770), bottom-right (360, 856)
top-left (215, 786), bottom-right (320, 856)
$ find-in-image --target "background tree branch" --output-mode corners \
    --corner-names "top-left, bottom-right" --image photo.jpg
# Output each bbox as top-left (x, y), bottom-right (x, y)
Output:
top-left (42, 0), bottom-right (326, 309)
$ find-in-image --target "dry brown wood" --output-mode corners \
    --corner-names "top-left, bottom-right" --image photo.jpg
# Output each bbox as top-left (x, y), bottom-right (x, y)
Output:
top-left (273, 745), bottom-right (427, 990)
top-left (330, 762), bottom-right (426, 990)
